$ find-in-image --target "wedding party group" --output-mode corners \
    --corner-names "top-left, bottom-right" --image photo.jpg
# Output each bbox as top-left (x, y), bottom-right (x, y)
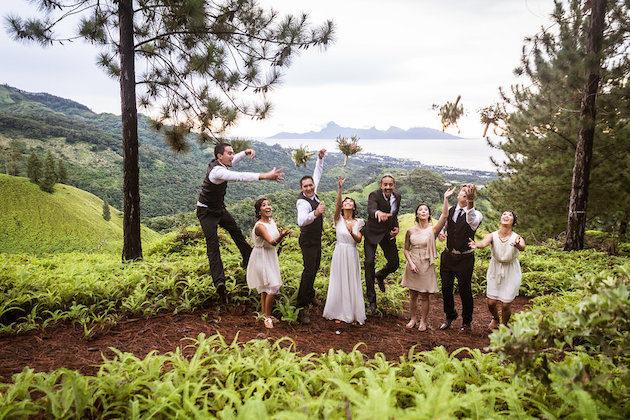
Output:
top-left (196, 143), bottom-right (525, 331)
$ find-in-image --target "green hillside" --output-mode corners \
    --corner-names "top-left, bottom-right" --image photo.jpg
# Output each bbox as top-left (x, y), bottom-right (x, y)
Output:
top-left (0, 84), bottom-right (495, 218)
top-left (0, 174), bottom-right (159, 254)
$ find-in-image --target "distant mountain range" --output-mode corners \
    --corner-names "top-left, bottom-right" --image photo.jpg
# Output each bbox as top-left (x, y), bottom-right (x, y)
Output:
top-left (268, 121), bottom-right (461, 140)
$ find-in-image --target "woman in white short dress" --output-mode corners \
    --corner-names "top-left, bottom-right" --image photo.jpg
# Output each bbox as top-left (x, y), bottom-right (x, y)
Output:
top-left (247, 197), bottom-right (290, 329)
top-left (469, 210), bottom-right (525, 328)
top-left (323, 177), bottom-right (366, 325)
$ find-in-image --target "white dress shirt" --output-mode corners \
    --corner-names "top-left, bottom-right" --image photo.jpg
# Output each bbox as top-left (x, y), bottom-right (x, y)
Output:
top-left (374, 192), bottom-right (397, 220)
top-left (296, 157), bottom-right (324, 227)
top-left (449, 204), bottom-right (483, 230)
top-left (197, 151), bottom-right (260, 207)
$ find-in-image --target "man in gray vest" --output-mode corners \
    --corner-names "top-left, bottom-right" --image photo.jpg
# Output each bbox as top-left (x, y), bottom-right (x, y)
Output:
top-left (197, 143), bottom-right (284, 304)
top-left (295, 148), bottom-right (326, 323)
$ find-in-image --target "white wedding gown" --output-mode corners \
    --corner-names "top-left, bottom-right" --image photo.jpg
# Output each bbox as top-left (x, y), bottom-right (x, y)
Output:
top-left (323, 217), bottom-right (366, 324)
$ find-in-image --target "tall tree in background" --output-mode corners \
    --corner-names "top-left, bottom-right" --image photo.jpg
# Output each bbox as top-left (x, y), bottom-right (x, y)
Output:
top-left (40, 151), bottom-right (57, 193)
top-left (485, 0), bottom-right (628, 241)
top-left (565, 0), bottom-right (608, 251)
top-left (57, 159), bottom-right (68, 184)
top-left (6, 0), bottom-right (334, 261)
top-left (102, 199), bottom-right (111, 221)
top-left (27, 153), bottom-right (42, 183)
top-left (6, 140), bottom-right (24, 176)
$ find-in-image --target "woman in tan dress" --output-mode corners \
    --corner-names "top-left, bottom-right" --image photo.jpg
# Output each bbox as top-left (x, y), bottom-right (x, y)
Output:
top-left (402, 187), bottom-right (455, 331)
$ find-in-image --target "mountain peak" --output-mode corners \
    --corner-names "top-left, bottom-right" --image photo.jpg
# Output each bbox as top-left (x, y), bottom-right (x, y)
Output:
top-left (269, 122), bottom-right (462, 140)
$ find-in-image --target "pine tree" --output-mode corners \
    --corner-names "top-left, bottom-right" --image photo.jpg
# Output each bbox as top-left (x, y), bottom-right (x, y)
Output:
top-left (102, 199), bottom-right (111, 221)
top-left (7, 141), bottom-right (23, 176)
top-left (40, 151), bottom-right (57, 193)
top-left (27, 153), bottom-right (42, 183)
top-left (6, 0), bottom-right (334, 261)
top-left (564, 0), bottom-right (608, 251)
top-left (484, 0), bottom-right (629, 240)
top-left (57, 159), bottom-right (68, 184)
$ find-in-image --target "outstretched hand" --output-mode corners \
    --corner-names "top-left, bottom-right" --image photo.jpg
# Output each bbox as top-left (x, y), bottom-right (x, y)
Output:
top-left (263, 167), bottom-right (284, 181)
top-left (337, 176), bottom-right (345, 190)
top-left (244, 148), bottom-right (256, 159)
top-left (465, 184), bottom-right (477, 201)
top-left (444, 186), bottom-right (457, 199)
top-left (318, 148), bottom-right (327, 159)
top-left (377, 212), bottom-right (391, 223)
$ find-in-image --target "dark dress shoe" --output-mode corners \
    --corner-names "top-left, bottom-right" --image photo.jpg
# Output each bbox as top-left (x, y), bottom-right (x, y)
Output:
top-left (367, 302), bottom-right (377, 316)
top-left (217, 285), bottom-right (229, 305)
top-left (439, 319), bottom-right (454, 330)
top-left (298, 310), bottom-right (311, 324)
top-left (460, 323), bottom-right (472, 332)
top-left (377, 276), bottom-right (386, 292)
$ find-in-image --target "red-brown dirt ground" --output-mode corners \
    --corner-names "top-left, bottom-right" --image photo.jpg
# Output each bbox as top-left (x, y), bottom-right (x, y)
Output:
top-left (0, 296), bottom-right (529, 381)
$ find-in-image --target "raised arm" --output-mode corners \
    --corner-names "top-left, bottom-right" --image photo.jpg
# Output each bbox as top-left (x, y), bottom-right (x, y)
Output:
top-left (312, 149), bottom-right (326, 194)
top-left (334, 176), bottom-right (344, 222)
top-left (434, 186), bottom-right (456, 236)
top-left (469, 232), bottom-right (493, 250)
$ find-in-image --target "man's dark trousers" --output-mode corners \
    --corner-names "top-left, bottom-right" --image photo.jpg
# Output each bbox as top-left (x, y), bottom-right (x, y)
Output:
top-left (364, 235), bottom-right (399, 305)
top-left (197, 206), bottom-right (251, 288)
top-left (296, 238), bottom-right (321, 308)
top-left (440, 251), bottom-right (474, 324)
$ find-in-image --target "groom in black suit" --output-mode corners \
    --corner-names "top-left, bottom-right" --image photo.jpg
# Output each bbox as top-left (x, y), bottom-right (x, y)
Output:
top-left (363, 174), bottom-right (401, 315)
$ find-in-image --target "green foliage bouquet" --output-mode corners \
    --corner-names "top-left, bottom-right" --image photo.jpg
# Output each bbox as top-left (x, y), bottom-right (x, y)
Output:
top-left (336, 135), bottom-right (362, 166)
top-left (291, 146), bottom-right (314, 168)
top-left (433, 95), bottom-right (464, 133)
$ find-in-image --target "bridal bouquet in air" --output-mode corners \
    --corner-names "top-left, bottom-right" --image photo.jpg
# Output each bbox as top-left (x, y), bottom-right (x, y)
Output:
top-left (291, 146), bottom-right (314, 167)
top-left (336, 135), bottom-right (362, 166)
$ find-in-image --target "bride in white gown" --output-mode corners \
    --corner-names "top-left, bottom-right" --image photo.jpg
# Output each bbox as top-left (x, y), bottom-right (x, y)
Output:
top-left (323, 177), bottom-right (366, 325)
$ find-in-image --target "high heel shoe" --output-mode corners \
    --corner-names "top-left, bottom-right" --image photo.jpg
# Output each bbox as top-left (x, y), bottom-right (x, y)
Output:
top-left (405, 319), bottom-right (417, 329)
top-left (418, 322), bottom-right (428, 332)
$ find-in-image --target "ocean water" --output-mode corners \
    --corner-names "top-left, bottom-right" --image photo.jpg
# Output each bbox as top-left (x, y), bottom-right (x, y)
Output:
top-left (257, 138), bottom-right (504, 172)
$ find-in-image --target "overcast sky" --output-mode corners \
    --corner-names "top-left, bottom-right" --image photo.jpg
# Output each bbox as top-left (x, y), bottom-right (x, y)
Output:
top-left (0, 0), bottom-right (555, 138)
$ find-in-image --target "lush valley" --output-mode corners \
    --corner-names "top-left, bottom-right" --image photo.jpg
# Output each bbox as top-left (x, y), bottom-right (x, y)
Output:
top-left (0, 174), bottom-right (159, 254)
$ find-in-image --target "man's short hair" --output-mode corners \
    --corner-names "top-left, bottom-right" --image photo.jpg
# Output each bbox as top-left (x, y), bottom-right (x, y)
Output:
top-left (300, 175), bottom-right (314, 187)
top-left (380, 173), bottom-right (395, 183)
top-left (214, 142), bottom-right (232, 158)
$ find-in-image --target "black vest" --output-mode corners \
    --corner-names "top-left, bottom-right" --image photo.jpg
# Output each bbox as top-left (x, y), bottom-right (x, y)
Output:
top-left (197, 160), bottom-right (228, 211)
top-left (298, 193), bottom-right (323, 244)
top-left (446, 206), bottom-right (477, 252)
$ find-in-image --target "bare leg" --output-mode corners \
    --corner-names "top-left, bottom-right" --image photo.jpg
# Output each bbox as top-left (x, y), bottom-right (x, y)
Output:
top-left (260, 292), bottom-right (267, 315)
top-left (487, 298), bottom-right (500, 329)
top-left (266, 294), bottom-right (276, 318)
top-left (418, 292), bottom-right (430, 331)
top-left (501, 302), bottom-right (512, 326)
top-left (406, 290), bottom-right (419, 328)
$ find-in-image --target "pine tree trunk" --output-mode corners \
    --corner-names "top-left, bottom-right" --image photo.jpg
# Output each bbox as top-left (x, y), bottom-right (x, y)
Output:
top-left (119, 0), bottom-right (143, 261)
top-left (564, 0), bottom-right (607, 251)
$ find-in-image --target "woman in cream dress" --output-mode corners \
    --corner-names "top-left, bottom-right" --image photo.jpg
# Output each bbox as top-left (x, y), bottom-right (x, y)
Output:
top-left (247, 198), bottom-right (291, 329)
top-left (469, 211), bottom-right (525, 328)
top-left (323, 177), bottom-right (366, 325)
top-left (401, 187), bottom-right (455, 331)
